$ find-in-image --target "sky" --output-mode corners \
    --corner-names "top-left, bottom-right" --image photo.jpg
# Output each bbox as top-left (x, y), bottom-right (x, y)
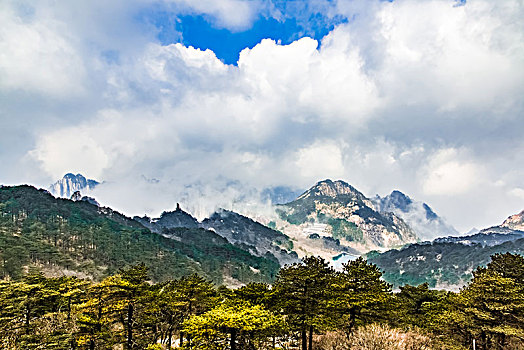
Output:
top-left (0, 0), bottom-right (523, 232)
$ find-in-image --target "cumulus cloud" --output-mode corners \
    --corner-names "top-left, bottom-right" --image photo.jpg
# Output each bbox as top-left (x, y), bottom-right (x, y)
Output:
top-left (0, 2), bottom-right (86, 96)
top-left (0, 0), bottom-right (523, 232)
top-left (421, 148), bottom-right (484, 196)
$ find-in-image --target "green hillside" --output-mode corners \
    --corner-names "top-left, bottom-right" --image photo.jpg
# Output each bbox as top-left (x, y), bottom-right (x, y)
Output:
top-left (368, 238), bottom-right (524, 288)
top-left (0, 185), bottom-right (279, 284)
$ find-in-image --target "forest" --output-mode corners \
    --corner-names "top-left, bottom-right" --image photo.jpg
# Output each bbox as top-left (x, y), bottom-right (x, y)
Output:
top-left (0, 253), bottom-right (523, 350)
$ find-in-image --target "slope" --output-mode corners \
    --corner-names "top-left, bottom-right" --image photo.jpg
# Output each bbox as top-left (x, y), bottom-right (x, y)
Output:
top-left (0, 185), bottom-right (279, 285)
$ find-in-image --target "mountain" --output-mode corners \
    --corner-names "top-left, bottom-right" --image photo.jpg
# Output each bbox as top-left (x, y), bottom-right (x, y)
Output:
top-left (368, 209), bottom-right (524, 289)
top-left (134, 206), bottom-right (298, 265)
top-left (501, 209), bottom-right (524, 231)
top-left (134, 203), bottom-right (199, 232)
top-left (49, 173), bottom-right (99, 198)
top-left (201, 209), bottom-right (299, 265)
top-left (276, 180), bottom-right (417, 251)
top-left (261, 186), bottom-right (305, 205)
top-left (0, 185), bottom-right (280, 285)
top-left (434, 229), bottom-right (524, 247)
top-left (373, 190), bottom-right (459, 240)
top-left (368, 237), bottom-right (524, 290)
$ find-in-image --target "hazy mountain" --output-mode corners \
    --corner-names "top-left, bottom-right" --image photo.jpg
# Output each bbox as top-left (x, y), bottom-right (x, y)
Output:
top-left (276, 179), bottom-right (417, 250)
top-left (134, 205), bottom-right (298, 266)
top-left (261, 186), bottom-right (305, 205)
top-left (373, 190), bottom-right (459, 240)
top-left (49, 173), bottom-right (99, 198)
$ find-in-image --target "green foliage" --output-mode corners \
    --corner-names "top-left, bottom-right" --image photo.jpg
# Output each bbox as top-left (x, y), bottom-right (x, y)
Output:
top-left (0, 185), bottom-right (279, 285)
top-left (332, 257), bottom-right (391, 333)
top-left (182, 301), bottom-right (284, 350)
top-left (273, 256), bottom-right (335, 350)
top-left (368, 239), bottom-right (524, 288)
top-left (327, 218), bottom-right (364, 242)
top-left (0, 189), bottom-right (523, 350)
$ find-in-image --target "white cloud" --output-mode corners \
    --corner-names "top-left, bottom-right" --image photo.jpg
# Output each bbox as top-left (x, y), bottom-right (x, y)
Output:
top-left (30, 130), bottom-right (109, 179)
top-left (421, 148), bottom-right (484, 196)
top-left (168, 0), bottom-right (260, 31)
top-left (509, 188), bottom-right (524, 200)
top-left (295, 141), bottom-right (346, 183)
top-left (0, 2), bottom-right (86, 97)
top-left (0, 0), bottom-right (522, 231)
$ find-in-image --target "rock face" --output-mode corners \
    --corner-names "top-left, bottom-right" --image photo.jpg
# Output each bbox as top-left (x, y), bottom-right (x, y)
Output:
top-left (49, 173), bottom-right (99, 198)
top-left (201, 209), bottom-right (298, 265)
top-left (501, 209), bottom-right (524, 231)
top-left (373, 190), bottom-right (459, 240)
top-left (277, 179), bottom-right (417, 249)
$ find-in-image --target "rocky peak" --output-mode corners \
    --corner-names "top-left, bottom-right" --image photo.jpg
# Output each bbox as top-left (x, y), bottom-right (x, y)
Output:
top-left (376, 190), bottom-right (413, 213)
top-left (373, 190), bottom-right (458, 240)
top-left (298, 179), bottom-right (365, 200)
top-left (501, 209), bottom-right (524, 231)
top-left (49, 173), bottom-right (99, 198)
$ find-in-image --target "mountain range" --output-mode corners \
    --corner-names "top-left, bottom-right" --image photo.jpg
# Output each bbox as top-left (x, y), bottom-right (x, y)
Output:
top-left (273, 180), bottom-right (417, 261)
top-left (0, 185), bottom-right (280, 285)
top-left (2, 173), bottom-right (522, 290)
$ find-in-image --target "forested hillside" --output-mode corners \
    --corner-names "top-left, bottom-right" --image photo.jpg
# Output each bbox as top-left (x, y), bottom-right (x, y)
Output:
top-left (368, 232), bottom-right (524, 289)
top-left (0, 253), bottom-right (522, 349)
top-left (0, 185), bottom-right (279, 285)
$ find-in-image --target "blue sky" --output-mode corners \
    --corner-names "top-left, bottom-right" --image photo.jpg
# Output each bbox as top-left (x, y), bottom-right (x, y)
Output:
top-left (0, 0), bottom-right (523, 231)
top-left (143, 2), bottom-right (348, 64)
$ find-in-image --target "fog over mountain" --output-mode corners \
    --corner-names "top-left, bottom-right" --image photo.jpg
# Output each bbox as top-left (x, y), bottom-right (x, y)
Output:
top-left (1, 0), bottom-right (523, 232)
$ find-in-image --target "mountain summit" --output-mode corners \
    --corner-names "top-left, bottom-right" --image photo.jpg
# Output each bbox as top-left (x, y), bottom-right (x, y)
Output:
top-left (501, 209), bottom-right (524, 231)
top-left (373, 190), bottom-right (458, 240)
top-left (49, 173), bottom-right (99, 198)
top-left (277, 179), bottom-right (417, 250)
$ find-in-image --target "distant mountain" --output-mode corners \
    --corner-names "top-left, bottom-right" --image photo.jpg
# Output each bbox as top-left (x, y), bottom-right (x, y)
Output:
top-left (434, 229), bottom-right (524, 247)
top-left (0, 185), bottom-right (280, 285)
top-left (261, 186), bottom-right (305, 205)
top-left (201, 209), bottom-right (298, 265)
top-left (49, 173), bottom-right (99, 198)
top-left (368, 209), bottom-right (524, 289)
top-left (501, 209), bottom-right (524, 231)
top-left (373, 190), bottom-right (459, 240)
top-left (134, 203), bottom-right (199, 232)
top-left (277, 179), bottom-right (417, 249)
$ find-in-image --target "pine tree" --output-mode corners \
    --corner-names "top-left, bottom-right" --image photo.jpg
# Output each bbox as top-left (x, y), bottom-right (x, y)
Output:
top-left (273, 256), bottom-right (335, 350)
top-left (333, 257), bottom-right (391, 334)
